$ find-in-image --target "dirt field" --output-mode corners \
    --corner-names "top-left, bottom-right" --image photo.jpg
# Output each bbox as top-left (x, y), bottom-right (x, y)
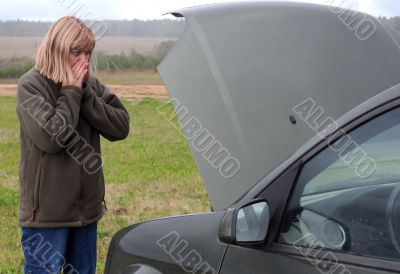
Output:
top-left (0, 84), bottom-right (168, 102)
top-left (0, 36), bottom-right (177, 58)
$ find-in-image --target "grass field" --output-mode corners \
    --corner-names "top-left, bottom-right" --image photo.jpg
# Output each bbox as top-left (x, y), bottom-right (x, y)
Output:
top-left (0, 36), bottom-right (177, 58)
top-left (0, 96), bottom-right (210, 273)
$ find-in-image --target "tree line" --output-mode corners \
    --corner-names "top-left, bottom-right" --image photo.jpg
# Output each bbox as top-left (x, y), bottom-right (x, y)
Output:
top-left (0, 19), bottom-right (185, 37)
top-left (0, 17), bottom-right (398, 37)
top-left (0, 16), bottom-right (399, 79)
top-left (0, 41), bottom-right (175, 78)
top-left (379, 17), bottom-right (400, 33)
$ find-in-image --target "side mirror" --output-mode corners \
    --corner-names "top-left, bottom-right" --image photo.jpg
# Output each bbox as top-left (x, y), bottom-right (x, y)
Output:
top-left (218, 199), bottom-right (270, 245)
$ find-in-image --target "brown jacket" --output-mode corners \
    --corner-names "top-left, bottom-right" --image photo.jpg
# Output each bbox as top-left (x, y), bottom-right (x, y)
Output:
top-left (16, 68), bottom-right (130, 228)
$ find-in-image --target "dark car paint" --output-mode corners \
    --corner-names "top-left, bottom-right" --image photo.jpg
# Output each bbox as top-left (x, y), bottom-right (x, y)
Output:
top-left (219, 245), bottom-right (398, 274)
top-left (104, 1), bottom-right (400, 272)
top-left (105, 212), bottom-right (227, 274)
top-left (105, 94), bottom-right (400, 274)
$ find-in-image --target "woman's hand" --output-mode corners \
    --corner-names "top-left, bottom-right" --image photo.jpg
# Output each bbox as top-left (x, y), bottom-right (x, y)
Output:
top-left (63, 59), bottom-right (88, 88)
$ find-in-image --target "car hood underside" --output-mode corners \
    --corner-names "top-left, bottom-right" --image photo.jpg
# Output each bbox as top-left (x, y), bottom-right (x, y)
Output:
top-left (157, 2), bottom-right (400, 210)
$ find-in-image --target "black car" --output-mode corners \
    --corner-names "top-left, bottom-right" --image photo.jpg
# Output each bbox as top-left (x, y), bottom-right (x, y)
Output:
top-left (105, 2), bottom-right (400, 273)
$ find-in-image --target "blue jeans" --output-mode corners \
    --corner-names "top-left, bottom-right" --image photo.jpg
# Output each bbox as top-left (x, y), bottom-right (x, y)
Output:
top-left (21, 222), bottom-right (97, 274)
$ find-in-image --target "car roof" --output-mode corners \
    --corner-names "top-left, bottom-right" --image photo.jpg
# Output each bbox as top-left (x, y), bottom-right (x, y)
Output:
top-left (158, 1), bottom-right (400, 210)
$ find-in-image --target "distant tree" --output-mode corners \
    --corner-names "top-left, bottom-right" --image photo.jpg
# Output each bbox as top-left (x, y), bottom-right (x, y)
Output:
top-left (151, 40), bottom-right (175, 64)
top-left (381, 16), bottom-right (400, 33)
top-left (0, 19), bottom-right (185, 37)
top-left (0, 56), bottom-right (35, 78)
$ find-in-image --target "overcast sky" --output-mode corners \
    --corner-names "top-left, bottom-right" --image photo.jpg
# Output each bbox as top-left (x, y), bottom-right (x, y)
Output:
top-left (0, 0), bottom-right (398, 21)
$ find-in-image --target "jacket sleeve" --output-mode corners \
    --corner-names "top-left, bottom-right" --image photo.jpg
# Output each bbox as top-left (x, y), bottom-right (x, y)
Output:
top-left (16, 78), bottom-right (84, 154)
top-left (80, 78), bottom-right (130, 141)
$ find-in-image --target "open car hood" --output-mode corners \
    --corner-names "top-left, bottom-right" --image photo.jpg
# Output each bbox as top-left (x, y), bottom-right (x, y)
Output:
top-left (157, 2), bottom-right (400, 210)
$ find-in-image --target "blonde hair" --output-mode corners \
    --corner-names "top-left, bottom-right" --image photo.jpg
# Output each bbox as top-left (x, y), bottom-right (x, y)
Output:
top-left (36, 16), bottom-right (95, 84)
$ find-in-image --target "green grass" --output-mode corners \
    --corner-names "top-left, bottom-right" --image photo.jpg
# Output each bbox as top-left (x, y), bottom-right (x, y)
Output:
top-left (0, 96), bottom-right (210, 273)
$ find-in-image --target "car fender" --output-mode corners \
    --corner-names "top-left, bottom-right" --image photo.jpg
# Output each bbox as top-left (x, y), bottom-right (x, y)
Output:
top-left (120, 264), bottom-right (164, 274)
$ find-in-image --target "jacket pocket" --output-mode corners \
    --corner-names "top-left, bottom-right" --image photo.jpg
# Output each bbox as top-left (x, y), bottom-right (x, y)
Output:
top-left (32, 162), bottom-right (42, 220)
top-left (101, 176), bottom-right (107, 212)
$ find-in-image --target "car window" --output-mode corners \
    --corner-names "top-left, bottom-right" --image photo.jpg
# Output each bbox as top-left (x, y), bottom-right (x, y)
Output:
top-left (279, 107), bottom-right (400, 261)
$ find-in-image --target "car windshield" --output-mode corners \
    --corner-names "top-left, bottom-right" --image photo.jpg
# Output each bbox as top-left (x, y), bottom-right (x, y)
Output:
top-left (303, 120), bottom-right (400, 196)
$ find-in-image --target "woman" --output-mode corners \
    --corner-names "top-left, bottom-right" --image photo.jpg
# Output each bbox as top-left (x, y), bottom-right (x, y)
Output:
top-left (16, 16), bottom-right (130, 273)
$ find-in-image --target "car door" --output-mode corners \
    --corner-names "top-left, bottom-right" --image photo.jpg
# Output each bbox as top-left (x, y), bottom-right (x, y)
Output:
top-left (219, 104), bottom-right (400, 274)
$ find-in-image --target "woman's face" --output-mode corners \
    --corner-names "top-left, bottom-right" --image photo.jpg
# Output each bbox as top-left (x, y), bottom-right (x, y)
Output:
top-left (69, 51), bottom-right (90, 67)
